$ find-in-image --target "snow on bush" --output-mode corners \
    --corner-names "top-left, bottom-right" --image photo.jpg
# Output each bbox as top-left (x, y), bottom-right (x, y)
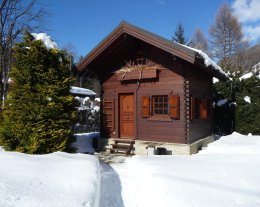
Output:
top-left (31, 33), bottom-right (58, 49)
top-left (71, 132), bottom-right (100, 154)
top-left (74, 96), bottom-right (100, 133)
top-left (244, 96), bottom-right (251, 103)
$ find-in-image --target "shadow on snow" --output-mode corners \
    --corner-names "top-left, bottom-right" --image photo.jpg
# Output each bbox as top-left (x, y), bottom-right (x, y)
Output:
top-left (99, 161), bottom-right (125, 207)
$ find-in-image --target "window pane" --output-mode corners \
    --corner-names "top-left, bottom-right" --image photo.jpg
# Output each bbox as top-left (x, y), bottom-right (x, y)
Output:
top-left (153, 95), bottom-right (169, 115)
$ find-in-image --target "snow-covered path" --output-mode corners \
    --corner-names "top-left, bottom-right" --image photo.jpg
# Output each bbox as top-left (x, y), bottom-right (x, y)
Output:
top-left (100, 159), bottom-right (143, 207)
top-left (99, 132), bottom-right (260, 207)
top-left (99, 162), bottom-right (124, 207)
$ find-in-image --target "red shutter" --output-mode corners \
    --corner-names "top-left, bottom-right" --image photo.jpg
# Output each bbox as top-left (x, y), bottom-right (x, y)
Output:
top-left (141, 96), bottom-right (150, 118)
top-left (200, 99), bottom-right (208, 119)
top-left (207, 99), bottom-right (212, 118)
top-left (170, 95), bottom-right (180, 119)
top-left (190, 96), bottom-right (195, 120)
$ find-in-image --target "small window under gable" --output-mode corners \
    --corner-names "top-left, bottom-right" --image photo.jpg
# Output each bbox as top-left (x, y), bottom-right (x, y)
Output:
top-left (133, 51), bottom-right (146, 66)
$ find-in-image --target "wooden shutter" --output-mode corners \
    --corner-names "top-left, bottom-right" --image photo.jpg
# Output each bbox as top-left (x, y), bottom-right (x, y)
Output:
top-left (207, 99), bottom-right (212, 118)
top-left (170, 95), bottom-right (180, 119)
top-left (200, 99), bottom-right (208, 119)
top-left (190, 96), bottom-right (196, 120)
top-left (103, 99), bottom-right (115, 131)
top-left (141, 96), bottom-right (150, 118)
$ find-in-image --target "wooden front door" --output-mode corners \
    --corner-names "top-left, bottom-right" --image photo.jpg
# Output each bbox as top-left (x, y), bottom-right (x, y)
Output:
top-left (120, 94), bottom-right (135, 138)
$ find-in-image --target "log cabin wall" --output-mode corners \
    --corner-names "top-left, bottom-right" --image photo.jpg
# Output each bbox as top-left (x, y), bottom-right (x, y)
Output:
top-left (101, 44), bottom-right (188, 144)
top-left (187, 65), bottom-right (213, 143)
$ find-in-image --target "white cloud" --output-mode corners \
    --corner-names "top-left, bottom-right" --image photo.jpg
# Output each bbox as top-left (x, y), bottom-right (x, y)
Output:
top-left (232, 0), bottom-right (260, 23)
top-left (232, 0), bottom-right (260, 42)
top-left (243, 24), bottom-right (260, 41)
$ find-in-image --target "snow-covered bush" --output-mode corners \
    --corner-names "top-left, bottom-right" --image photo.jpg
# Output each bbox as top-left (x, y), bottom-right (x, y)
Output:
top-left (214, 69), bottom-right (260, 135)
top-left (74, 97), bottom-right (100, 133)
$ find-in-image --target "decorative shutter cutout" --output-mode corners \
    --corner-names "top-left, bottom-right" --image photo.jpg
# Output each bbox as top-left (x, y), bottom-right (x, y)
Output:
top-left (141, 96), bottom-right (150, 118)
top-left (103, 99), bottom-right (115, 131)
top-left (170, 95), bottom-right (180, 119)
top-left (200, 99), bottom-right (208, 119)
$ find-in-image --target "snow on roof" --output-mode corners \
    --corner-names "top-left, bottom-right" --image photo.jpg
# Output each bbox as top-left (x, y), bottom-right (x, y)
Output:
top-left (70, 86), bottom-right (97, 96)
top-left (78, 21), bottom-right (229, 81)
top-left (178, 43), bottom-right (229, 79)
top-left (31, 33), bottom-right (58, 49)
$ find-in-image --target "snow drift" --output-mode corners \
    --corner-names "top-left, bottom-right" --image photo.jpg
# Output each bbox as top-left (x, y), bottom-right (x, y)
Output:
top-left (0, 150), bottom-right (100, 207)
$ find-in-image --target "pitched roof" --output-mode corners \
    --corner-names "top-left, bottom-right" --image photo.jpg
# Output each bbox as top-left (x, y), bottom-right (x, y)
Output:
top-left (77, 21), bottom-right (228, 80)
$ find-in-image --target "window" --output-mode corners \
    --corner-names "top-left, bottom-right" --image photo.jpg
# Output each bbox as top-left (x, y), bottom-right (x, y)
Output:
top-left (190, 95), bottom-right (211, 120)
top-left (133, 51), bottom-right (146, 66)
top-left (152, 96), bottom-right (169, 115)
top-left (141, 95), bottom-right (180, 120)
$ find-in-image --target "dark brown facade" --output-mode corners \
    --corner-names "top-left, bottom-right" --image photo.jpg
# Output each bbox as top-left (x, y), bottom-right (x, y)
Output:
top-left (77, 21), bottom-right (228, 145)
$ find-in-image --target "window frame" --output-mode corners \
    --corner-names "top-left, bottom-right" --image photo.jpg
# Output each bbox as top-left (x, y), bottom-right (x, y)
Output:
top-left (152, 95), bottom-right (169, 117)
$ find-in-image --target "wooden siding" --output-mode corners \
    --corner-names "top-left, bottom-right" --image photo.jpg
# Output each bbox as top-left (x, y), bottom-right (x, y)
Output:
top-left (101, 45), bottom-right (187, 144)
top-left (187, 64), bottom-right (213, 143)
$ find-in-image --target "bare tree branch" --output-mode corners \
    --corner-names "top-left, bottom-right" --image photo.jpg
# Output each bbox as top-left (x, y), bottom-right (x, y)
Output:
top-left (0, 0), bottom-right (46, 108)
top-left (209, 2), bottom-right (248, 71)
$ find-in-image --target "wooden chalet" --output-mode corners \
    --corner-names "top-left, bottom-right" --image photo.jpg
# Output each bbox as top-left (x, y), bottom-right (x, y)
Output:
top-left (77, 21), bottom-right (228, 155)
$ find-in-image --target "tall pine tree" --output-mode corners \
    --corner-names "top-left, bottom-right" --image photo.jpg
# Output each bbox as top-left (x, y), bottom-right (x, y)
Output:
top-left (172, 22), bottom-right (188, 45)
top-left (0, 32), bottom-right (76, 154)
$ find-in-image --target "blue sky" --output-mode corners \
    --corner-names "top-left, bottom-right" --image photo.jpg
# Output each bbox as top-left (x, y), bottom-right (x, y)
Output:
top-left (41, 0), bottom-right (260, 59)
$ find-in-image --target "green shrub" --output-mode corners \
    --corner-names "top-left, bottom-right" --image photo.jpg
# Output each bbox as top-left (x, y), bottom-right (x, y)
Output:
top-left (214, 71), bottom-right (260, 135)
top-left (0, 32), bottom-right (77, 153)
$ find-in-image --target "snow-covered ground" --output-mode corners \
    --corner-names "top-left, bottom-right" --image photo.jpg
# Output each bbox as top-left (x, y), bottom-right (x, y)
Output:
top-left (103, 132), bottom-right (260, 207)
top-left (1, 132), bottom-right (260, 207)
top-left (0, 148), bottom-right (100, 207)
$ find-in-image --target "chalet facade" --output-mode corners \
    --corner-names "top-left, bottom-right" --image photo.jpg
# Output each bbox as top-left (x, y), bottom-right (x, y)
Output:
top-left (77, 21), bottom-right (228, 155)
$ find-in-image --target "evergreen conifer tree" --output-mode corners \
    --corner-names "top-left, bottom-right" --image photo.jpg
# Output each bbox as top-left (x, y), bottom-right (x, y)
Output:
top-left (0, 32), bottom-right (76, 154)
top-left (172, 22), bottom-right (189, 45)
top-left (214, 71), bottom-right (260, 135)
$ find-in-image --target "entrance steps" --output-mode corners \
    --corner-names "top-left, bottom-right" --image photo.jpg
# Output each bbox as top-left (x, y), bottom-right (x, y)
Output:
top-left (108, 139), bottom-right (135, 155)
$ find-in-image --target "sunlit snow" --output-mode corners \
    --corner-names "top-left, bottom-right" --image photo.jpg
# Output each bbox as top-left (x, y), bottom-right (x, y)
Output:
top-left (31, 33), bottom-right (58, 49)
top-left (244, 96), bottom-right (251, 103)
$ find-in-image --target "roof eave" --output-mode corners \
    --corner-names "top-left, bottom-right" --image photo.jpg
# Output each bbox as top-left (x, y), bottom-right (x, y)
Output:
top-left (76, 21), bottom-right (197, 72)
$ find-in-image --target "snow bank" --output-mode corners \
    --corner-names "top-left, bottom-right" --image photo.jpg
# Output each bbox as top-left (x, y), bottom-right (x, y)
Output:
top-left (117, 132), bottom-right (260, 207)
top-left (72, 132), bottom-right (100, 154)
top-left (200, 132), bottom-right (260, 155)
top-left (31, 33), bottom-right (58, 49)
top-left (0, 150), bottom-right (100, 207)
top-left (70, 86), bottom-right (97, 96)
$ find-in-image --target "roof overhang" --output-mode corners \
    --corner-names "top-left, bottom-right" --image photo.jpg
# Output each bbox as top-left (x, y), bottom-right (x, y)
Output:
top-left (77, 21), bottom-right (229, 81)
